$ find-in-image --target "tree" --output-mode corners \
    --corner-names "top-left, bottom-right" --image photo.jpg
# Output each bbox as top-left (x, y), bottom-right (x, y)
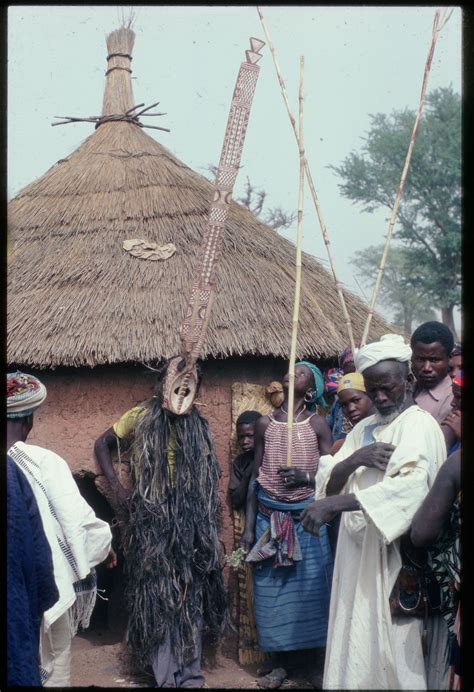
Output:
top-left (330, 87), bottom-right (461, 333)
top-left (203, 166), bottom-right (296, 232)
top-left (351, 244), bottom-right (437, 334)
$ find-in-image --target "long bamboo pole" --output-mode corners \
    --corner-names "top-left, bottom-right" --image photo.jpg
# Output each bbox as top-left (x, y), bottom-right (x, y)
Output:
top-left (287, 56), bottom-right (305, 468)
top-left (257, 6), bottom-right (356, 358)
top-left (360, 9), bottom-right (447, 346)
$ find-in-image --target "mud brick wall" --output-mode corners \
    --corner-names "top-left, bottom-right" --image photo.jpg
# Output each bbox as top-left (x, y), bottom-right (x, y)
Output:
top-left (25, 357), bottom-right (287, 568)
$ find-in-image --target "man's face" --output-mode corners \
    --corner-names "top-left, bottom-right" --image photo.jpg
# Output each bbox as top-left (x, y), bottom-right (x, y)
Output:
top-left (237, 423), bottom-right (255, 453)
top-left (411, 341), bottom-right (449, 390)
top-left (363, 361), bottom-right (408, 422)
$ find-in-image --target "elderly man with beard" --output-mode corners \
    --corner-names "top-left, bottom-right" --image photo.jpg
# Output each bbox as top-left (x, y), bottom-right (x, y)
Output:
top-left (300, 334), bottom-right (447, 690)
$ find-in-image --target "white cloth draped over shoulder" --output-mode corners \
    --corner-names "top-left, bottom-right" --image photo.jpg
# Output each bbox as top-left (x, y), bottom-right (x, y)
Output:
top-left (8, 441), bottom-right (112, 630)
top-left (316, 405), bottom-right (447, 690)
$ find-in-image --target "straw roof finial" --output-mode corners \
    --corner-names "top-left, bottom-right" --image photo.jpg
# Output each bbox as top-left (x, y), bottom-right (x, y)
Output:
top-left (102, 26), bottom-right (136, 117)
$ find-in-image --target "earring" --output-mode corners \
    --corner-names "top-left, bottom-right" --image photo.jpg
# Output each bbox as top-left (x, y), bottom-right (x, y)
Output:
top-left (304, 391), bottom-right (314, 403)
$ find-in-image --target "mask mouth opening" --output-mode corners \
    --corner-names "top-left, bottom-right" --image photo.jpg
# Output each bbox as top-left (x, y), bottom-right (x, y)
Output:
top-left (162, 356), bottom-right (198, 416)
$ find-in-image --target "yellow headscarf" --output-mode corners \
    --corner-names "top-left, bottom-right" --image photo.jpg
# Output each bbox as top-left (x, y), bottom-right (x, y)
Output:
top-left (337, 372), bottom-right (366, 394)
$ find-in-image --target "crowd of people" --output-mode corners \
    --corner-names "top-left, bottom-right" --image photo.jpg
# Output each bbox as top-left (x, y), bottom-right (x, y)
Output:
top-left (7, 320), bottom-right (462, 690)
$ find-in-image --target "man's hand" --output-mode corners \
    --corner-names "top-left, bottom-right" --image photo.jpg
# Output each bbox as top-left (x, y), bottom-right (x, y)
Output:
top-left (278, 466), bottom-right (312, 488)
top-left (351, 442), bottom-right (395, 471)
top-left (104, 548), bottom-right (118, 569)
top-left (300, 498), bottom-right (339, 536)
top-left (240, 529), bottom-right (255, 554)
top-left (442, 410), bottom-right (461, 439)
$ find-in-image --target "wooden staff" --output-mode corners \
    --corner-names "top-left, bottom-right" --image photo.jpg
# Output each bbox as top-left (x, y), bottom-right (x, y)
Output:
top-left (257, 6), bottom-right (356, 358)
top-left (287, 56), bottom-right (305, 468)
top-left (360, 10), bottom-right (448, 346)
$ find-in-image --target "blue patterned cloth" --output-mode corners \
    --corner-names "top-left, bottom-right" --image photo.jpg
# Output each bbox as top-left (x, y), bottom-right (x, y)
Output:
top-left (251, 486), bottom-right (333, 652)
top-left (326, 399), bottom-right (346, 440)
top-left (7, 455), bottom-right (59, 687)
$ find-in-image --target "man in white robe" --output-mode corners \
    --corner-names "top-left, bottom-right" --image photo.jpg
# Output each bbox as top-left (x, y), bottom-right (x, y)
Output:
top-left (300, 334), bottom-right (447, 690)
top-left (7, 371), bottom-right (115, 686)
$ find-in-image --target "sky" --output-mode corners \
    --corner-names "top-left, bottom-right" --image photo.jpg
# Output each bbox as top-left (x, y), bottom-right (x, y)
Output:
top-left (7, 5), bottom-right (462, 329)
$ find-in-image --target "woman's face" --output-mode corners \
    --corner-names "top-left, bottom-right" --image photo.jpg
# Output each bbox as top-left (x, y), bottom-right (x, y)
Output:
top-left (449, 354), bottom-right (462, 381)
top-left (337, 388), bottom-right (374, 425)
top-left (282, 365), bottom-right (314, 396)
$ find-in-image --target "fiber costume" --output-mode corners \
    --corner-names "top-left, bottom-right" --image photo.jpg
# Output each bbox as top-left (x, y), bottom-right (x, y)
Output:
top-left (122, 397), bottom-right (229, 682)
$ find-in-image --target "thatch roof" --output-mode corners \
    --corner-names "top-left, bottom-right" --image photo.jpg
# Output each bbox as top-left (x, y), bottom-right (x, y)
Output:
top-left (7, 26), bottom-right (394, 369)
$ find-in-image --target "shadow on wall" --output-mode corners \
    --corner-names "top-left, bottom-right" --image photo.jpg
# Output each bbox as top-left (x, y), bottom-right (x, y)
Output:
top-left (74, 475), bottom-right (128, 642)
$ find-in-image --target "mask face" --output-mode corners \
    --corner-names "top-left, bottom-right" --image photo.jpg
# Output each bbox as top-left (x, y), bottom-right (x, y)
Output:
top-left (161, 356), bottom-right (199, 416)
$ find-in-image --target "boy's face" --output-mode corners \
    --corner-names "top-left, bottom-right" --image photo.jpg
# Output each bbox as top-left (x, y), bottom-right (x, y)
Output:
top-left (237, 423), bottom-right (255, 453)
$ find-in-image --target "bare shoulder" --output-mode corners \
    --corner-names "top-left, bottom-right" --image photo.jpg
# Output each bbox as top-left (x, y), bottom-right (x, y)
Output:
top-left (256, 414), bottom-right (272, 433)
top-left (309, 413), bottom-right (331, 432)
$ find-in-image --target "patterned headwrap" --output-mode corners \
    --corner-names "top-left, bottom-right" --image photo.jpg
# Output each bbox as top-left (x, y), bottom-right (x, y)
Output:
top-left (324, 367), bottom-right (344, 394)
top-left (338, 344), bottom-right (359, 368)
top-left (7, 371), bottom-right (47, 419)
top-left (296, 361), bottom-right (326, 410)
top-left (337, 372), bottom-right (366, 394)
top-left (451, 343), bottom-right (462, 357)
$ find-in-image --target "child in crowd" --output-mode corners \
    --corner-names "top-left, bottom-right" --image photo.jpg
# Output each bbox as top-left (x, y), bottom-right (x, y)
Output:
top-left (229, 410), bottom-right (262, 510)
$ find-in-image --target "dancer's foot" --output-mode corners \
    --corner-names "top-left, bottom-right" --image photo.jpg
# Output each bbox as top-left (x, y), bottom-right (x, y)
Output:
top-left (257, 667), bottom-right (287, 689)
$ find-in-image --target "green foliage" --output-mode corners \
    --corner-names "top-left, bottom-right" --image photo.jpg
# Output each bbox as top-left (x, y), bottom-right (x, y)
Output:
top-left (351, 244), bottom-right (437, 334)
top-left (331, 87), bottom-right (461, 315)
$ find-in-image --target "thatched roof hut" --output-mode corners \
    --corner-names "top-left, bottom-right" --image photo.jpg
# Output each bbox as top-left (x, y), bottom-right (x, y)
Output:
top-left (7, 26), bottom-right (396, 639)
top-left (7, 26), bottom-right (392, 369)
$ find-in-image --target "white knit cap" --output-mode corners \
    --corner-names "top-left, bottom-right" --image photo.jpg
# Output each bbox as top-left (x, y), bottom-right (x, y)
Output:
top-left (355, 334), bottom-right (412, 374)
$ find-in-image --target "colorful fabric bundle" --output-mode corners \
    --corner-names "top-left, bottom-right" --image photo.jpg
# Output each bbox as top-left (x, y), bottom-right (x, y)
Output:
top-left (324, 368), bottom-right (344, 394)
top-left (246, 507), bottom-right (302, 567)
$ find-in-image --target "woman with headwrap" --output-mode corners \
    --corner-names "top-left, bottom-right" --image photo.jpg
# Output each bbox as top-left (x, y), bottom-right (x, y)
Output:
top-left (324, 368), bottom-right (349, 443)
top-left (241, 362), bottom-right (334, 689)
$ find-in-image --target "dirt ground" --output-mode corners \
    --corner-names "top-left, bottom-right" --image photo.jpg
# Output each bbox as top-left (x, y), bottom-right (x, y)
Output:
top-left (71, 629), bottom-right (314, 689)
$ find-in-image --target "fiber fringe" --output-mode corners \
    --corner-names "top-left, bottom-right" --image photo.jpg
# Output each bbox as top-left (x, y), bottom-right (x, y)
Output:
top-left (123, 401), bottom-right (230, 668)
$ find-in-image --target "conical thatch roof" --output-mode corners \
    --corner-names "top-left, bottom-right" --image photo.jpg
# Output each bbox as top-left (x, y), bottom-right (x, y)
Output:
top-left (7, 26), bottom-right (393, 369)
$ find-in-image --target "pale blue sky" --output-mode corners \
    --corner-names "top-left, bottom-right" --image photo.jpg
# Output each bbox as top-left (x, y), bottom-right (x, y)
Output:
top-left (8, 5), bottom-right (462, 326)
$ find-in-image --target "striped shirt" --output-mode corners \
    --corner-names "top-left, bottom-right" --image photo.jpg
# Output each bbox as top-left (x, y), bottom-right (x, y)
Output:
top-left (257, 414), bottom-right (320, 502)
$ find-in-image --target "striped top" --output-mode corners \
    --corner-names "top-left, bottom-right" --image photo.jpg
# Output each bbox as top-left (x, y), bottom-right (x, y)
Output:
top-left (257, 414), bottom-right (320, 502)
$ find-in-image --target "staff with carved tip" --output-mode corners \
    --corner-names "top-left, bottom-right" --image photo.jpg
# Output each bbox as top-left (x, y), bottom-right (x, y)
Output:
top-left (162, 38), bottom-right (266, 416)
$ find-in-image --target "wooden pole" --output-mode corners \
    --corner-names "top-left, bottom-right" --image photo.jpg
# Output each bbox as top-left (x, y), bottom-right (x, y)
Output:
top-left (360, 10), bottom-right (447, 346)
top-left (257, 6), bottom-right (356, 358)
top-left (287, 56), bottom-right (305, 468)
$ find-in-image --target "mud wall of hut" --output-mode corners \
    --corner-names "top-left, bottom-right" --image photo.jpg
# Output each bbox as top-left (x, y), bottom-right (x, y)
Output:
top-left (25, 357), bottom-right (291, 559)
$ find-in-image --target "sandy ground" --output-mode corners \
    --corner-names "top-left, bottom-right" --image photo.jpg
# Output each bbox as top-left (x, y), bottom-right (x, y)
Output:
top-left (71, 629), bottom-right (314, 689)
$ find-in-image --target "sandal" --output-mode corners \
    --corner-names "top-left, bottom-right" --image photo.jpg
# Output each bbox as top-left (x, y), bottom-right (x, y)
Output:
top-left (257, 667), bottom-right (287, 689)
